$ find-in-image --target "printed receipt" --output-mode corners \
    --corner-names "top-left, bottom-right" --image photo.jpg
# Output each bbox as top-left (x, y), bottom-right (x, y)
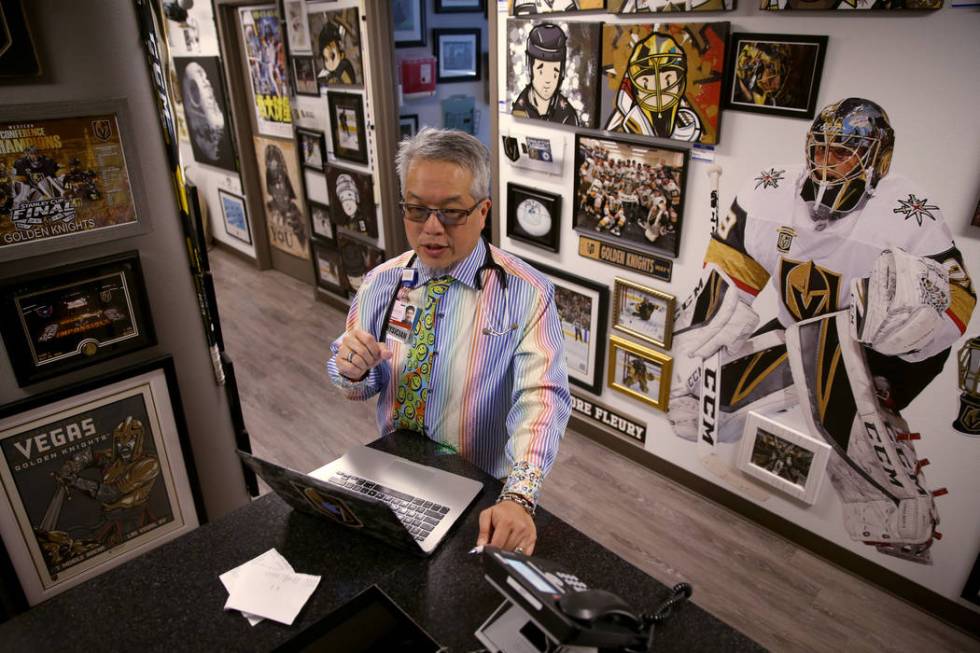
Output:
top-left (220, 548), bottom-right (321, 626)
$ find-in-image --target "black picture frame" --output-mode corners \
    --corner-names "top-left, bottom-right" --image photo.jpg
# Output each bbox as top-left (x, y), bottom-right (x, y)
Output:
top-left (0, 251), bottom-right (157, 387)
top-left (174, 56), bottom-right (239, 173)
top-left (399, 114), bottom-right (419, 140)
top-left (573, 133), bottom-right (688, 259)
top-left (393, 0), bottom-right (426, 47)
top-left (0, 356), bottom-right (205, 606)
top-left (308, 200), bottom-right (335, 242)
top-left (217, 188), bottom-right (253, 246)
top-left (325, 164), bottom-right (378, 238)
top-left (435, 0), bottom-right (486, 12)
top-left (337, 235), bottom-right (386, 297)
top-left (0, 0), bottom-right (42, 79)
top-left (327, 91), bottom-right (369, 165)
top-left (506, 183), bottom-right (561, 253)
top-left (311, 239), bottom-right (346, 296)
top-left (296, 127), bottom-right (326, 171)
top-left (291, 55), bottom-right (319, 97)
top-left (522, 258), bottom-right (609, 395)
top-left (723, 33), bottom-right (828, 120)
top-left (433, 28), bottom-right (481, 83)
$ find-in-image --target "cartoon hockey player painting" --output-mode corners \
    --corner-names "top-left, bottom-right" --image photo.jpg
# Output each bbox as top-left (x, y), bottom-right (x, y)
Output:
top-left (667, 98), bottom-right (975, 563)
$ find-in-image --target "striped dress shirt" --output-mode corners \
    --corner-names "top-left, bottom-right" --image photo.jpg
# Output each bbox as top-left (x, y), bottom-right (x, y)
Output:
top-left (327, 242), bottom-right (570, 507)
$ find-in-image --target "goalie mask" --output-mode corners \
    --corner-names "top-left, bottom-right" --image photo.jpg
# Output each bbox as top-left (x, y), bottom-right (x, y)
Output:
top-left (624, 32), bottom-right (687, 131)
top-left (801, 97), bottom-right (894, 223)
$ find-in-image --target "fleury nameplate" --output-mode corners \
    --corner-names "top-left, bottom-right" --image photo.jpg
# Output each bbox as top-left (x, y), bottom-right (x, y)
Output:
top-left (571, 392), bottom-right (647, 444)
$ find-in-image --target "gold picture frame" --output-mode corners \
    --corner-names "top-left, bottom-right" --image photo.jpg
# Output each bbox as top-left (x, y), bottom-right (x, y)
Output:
top-left (607, 336), bottom-right (672, 411)
top-left (612, 278), bottom-right (675, 349)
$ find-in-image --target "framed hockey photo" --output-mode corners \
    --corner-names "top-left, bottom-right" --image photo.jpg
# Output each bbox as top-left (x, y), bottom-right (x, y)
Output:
top-left (0, 99), bottom-right (149, 261)
top-left (325, 165), bottom-right (377, 238)
top-left (433, 28), bottom-right (481, 83)
top-left (612, 278), bottom-right (675, 349)
top-left (525, 259), bottom-right (608, 395)
top-left (0, 251), bottom-right (156, 387)
top-left (608, 336), bottom-right (671, 410)
top-left (736, 411), bottom-right (831, 505)
top-left (312, 239), bottom-right (345, 295)
top-left (218, 189), bottom-right (252, 246)
top-left (393, 0), bottom-right (426, 47)
top-left (291, 56), bottom-right (319, 97)
top-left (296, 127), bottom-right (326, 171)
top-left (573, 134), bottom-right (688, 259)
top-left (327, 91), bottom-right (369, 165)
top-left (0, 356), bottom-right (203, 606)
top-left (724, 33), bottom-right (828, 120)
top-left (308, 200), bottom-right (335, 242)
top-left (506, 184), bottom-right (561, 253)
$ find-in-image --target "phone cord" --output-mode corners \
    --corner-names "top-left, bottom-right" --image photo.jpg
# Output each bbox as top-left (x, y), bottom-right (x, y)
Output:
top-left (638, 582), bottom-right (693, 652)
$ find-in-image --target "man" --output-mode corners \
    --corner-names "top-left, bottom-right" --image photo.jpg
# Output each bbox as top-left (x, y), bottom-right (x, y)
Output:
top-left (512, 23), bottom-right (579, 126)
top-left (668, 98), bottom-right (975, 562)
top-left (328, 128), bottom-right (570, 555)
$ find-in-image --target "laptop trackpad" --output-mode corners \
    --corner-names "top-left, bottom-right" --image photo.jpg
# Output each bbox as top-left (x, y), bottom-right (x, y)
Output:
top-left (385, 460), bottom-right (434, 488)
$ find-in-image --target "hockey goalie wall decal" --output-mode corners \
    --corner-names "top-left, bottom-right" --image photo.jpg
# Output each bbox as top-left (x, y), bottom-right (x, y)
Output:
top-left (667, 97), bottom-right (976, 565)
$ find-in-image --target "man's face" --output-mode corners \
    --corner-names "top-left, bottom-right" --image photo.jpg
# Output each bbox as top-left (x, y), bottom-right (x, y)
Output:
top-left (322, 43), bottom-right (341, 72)
top-left (531, 59), bottom-right (561, 102)
top-left (341, 197), bottom-right (358, 217)
top-left (811, 143), bottom-right (862, 181)
top-left (403, 159), bottom-right (488, 269)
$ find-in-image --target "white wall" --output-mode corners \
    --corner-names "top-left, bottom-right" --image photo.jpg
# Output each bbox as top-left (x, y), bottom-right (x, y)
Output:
top-left (495, 4), bottom-right (980, 608)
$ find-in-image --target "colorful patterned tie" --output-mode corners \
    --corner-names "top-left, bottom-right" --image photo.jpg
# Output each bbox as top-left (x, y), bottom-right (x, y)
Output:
top-left (393, 276), bottom-right (453, 433)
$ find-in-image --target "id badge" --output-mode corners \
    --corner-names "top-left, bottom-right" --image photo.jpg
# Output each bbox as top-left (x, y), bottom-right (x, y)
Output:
top-left (386, 299), bottom-right (421, 343)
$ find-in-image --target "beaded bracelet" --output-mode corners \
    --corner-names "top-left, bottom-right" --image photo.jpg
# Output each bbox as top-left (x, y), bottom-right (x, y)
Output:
top-left (496, 492), bottom-right (536, 516)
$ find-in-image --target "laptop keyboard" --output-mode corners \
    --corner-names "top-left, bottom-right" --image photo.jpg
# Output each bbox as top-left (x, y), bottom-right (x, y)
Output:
top-left (328, 472), bottom-right (450, 542)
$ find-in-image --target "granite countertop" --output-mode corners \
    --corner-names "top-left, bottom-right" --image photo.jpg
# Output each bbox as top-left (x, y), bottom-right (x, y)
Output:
top-left (0, 431), bottom-right (765, 652)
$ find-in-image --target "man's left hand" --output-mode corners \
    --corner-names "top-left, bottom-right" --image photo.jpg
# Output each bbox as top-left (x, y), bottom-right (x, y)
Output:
top-left (476, 500), bottom-right (536, 555)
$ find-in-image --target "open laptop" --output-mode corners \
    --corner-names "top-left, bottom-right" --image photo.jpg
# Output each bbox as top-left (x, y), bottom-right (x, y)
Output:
top-left (238, 447), bottom-right (483, 556)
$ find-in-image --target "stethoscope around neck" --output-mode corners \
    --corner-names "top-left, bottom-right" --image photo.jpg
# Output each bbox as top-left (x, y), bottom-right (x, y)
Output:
top-left (379, 238), bottom-right (517, 343)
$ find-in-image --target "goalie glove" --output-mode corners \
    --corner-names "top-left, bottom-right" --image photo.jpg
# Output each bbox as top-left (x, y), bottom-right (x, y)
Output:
top-left (850, 248), bottom-right (950, 359)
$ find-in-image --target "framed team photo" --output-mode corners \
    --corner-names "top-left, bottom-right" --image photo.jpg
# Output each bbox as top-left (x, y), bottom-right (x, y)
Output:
top-left (291, 56), bottom-right (319, 97)
top-left (296, 128), bottom-right (326, 171)
top-left (506, 184), bottom-right (561, 253)
top-left (0, 251), bottom-right (156, 387)
top-left (218, 189), bottom-right (252, 245)
top-left (724, 33), bottom-right (828, 120)
top-left (308, 200), bottom-right (334, 242)
top-left (736, 411), bottom-right (831, 505)
top-left (524, 259), bottom-right (608, 395)
top-left (608, 336), bottom-right (671, 410)
top-left (433, 28), bottom-right (481, 83)
top-left (612, 278), bottom-right (675, 349)
top-left (573, 134), bottom-right (688, 259)
top-left (0, 357), bottom-right (203, 606)
top-left (327, 91), bottom-right (369, 165)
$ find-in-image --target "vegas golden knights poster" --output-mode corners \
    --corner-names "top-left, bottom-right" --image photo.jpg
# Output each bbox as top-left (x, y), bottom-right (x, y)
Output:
top-left (0, 114), bottom-right (138, 250)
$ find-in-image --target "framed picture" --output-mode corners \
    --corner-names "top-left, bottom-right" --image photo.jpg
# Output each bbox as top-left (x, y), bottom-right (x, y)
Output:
top-left (573, 134), bottom-right (689, 259)
top-left (524, 260), bottom-right (609, 395)
top-left (253, 135), bottom-right (310, 260)
top-left (0, 99), bottom-right (149, 261)
top-left (218, 189), bottom-right (252, 246)
top-left (608, 336), bottom-right (671, 411)
top-left (303, 168), bottom-right (329, 206)
top-left (399, 114), bottom-right (420, 140)
top-left (327, 91), bottom-right (369, 165)
top-left (312, 240), bottom-right (345, 295)
top-left (0, 356), bottom-right (204, 605)
top-left (512, 0), bottom-right (605, 14)
top-left (724, 33), bottom-right (828, 120)
top-left (393, 0), bottom-right (426, 47)
top-left (308, 200), bottom-right (334, 242)
top-left (612, 278), bottom-right (675, 349)
top-left (736, 411), bottom-right (831, 505)
top-left (239, 6), bottom-right (292, 138)
top-left (433, 28), bottom-right (481, 83)
top-left (325, 165), bottom-right (377, 238)
top-left (0, 0), bottom-right (42, 79)
top-left (291, 56), bottom-right (319, 97)
top-left (436, 0), bottom-right (486, 12)
top-left (761, 0), bottom-right (940, 10)
top-left (308, 7), bottom-right (363, 88)
top-left (506, 20), bottom-right (601, 128)
top-left (506, 184), bottom-right (561, 253)
top-left (174, 57), bottom-right (238, 173)
top-left (284, 0), bottom-right (311, 53)
top-left (600, 22), bottom-right (729, 145)
top-left (337, 235), bottom-right (385, 296)
top-left (296, 127), bottom-right (326, 171)
top-left (501, 129), bottom-right (566, 177)
top-left (0, 251), bottom-right (156, 387)
top-left (613, 0), bottom-right (734, 12)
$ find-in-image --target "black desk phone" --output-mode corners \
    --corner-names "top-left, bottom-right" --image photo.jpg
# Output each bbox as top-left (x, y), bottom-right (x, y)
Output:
top-left (481, 546), bottom-right (649, 650)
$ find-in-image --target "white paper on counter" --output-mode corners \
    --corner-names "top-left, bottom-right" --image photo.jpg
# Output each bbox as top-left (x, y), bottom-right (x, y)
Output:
top-left (225, 567), bottom-right (322, 626)
top-left (220, 548), bottom-right (295, 625)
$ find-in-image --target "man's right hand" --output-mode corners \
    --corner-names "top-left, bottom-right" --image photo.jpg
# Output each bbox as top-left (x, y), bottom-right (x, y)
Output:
top-left (337, 328), bottom-right (392, 380)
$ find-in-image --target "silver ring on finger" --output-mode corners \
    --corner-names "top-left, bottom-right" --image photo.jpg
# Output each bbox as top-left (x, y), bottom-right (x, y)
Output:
top-left (515, 546), bottom-right (525, 555)
top-left (346, 351), bottom-right (354, 364)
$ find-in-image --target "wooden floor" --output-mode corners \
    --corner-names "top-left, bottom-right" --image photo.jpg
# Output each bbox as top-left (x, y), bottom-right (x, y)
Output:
top-left (210, 246), bottom-right (978, 653)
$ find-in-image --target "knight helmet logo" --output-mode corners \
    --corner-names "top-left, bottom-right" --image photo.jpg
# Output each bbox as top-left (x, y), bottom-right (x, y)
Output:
top-left (92, 119), bottom-right (112, 142)
top-left (779, 257), bottom-right (842, 321)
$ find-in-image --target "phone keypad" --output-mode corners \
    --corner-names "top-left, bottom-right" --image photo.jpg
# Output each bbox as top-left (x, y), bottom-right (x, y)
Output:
top-left (555, 571), bottom-right (588, 592)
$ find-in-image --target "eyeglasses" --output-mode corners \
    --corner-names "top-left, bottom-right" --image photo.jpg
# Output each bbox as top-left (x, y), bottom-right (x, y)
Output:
top-left (399, 200), bottom-right (484, 226)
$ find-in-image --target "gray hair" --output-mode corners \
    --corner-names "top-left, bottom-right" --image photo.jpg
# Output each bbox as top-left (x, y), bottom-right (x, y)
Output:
top-left (395, 127), bottom-right (490, 201)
